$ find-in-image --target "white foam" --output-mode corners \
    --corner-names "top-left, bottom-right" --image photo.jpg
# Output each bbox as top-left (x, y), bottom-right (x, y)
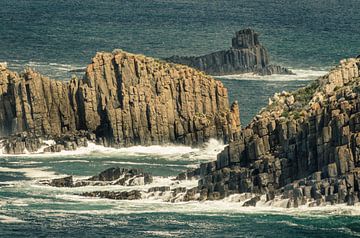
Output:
top-left (0, 215), bottom-right (26, 223)
top-left (0, 166), bottom-right (59, 179)
top-left (142, 231), bottom-right (181, 237)
top-left (215, 69), bottom-right (328, 81)
top-left (103, 160), bottom-right (195, 168)
top-left (0, 139), bottom-right (224, 162)
top-left (52, 160), bottom-right (90, 164)
top-left (26, 61), bottom-right (84, 72)
top-left (26, 197), bottom-right (360, 218)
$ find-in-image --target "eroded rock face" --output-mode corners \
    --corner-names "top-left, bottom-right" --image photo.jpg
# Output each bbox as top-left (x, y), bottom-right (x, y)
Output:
top-left (0, 50), bottom-right (241, 153)
top-left (183, 58), bottom-right (360, 207)
top-left (166, 29), bottom-right (293, 76)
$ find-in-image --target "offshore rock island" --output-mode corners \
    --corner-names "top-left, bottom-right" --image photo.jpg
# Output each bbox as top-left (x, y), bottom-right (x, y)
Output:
top-left (0, 50), bottom-right (241, 154)
top-left (166, 29), bottom-right (293, 76)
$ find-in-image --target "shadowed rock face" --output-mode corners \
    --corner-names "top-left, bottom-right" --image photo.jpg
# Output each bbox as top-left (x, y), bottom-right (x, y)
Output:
top-left (0, 50), bottom-right (241, 151)
top-left (166, 29), bottom-right (293, 76)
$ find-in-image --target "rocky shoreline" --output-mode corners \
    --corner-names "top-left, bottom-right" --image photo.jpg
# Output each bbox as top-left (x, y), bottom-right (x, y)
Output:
top-left (166, 29), bottom-right (293, 76)
top-left (2, 48), bottom-right (360, 208)
top-left (37, 57), bottom-right (360, 208)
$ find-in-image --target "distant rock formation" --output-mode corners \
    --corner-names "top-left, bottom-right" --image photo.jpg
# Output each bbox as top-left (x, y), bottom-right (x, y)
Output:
top-left (0, 50), bottom-right (241, 154)
top-left (166, 29), bottom-right (293, 76)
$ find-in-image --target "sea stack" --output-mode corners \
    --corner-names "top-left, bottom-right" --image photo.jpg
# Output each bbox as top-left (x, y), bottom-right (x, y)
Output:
top-left (166, 28), bottom-right (293, 76)
top-left (0, 50), bottom-right (241, 154)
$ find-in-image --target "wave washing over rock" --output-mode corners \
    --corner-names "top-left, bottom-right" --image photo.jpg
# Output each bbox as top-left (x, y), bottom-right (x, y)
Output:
top-left (166, 28), bottom-right (293, 76)
top-left (0, 50), bottom-right (241, 154)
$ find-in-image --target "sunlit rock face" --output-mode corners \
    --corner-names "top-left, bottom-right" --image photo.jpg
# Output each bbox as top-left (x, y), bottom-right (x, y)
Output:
top-left (0, 50), bottom-right (241, 153)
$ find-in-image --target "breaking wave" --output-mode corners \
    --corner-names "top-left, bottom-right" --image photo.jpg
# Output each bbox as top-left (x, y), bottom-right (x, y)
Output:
top-left (0, 139), bottom-right (225, 162)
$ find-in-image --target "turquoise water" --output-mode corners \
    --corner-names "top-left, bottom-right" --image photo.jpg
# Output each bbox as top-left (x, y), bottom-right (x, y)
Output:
top-left (1, 0), bottom-right (360, 237)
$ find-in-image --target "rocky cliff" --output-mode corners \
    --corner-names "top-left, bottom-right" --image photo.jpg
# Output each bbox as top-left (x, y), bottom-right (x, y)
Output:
top-left (173, 58), bottom-right (360, 207)
top-left (166, 29), bottom-right (293, 76)
top-left (0, 50), bottom-right (241, 154)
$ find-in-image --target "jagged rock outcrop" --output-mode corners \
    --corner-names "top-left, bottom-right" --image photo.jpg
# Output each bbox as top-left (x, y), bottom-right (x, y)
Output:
top-left (166, 29), bottom-right (293, 76)
top-left (40, 167), bottom-right (153, 187)
top-left (0, 50), bottom-right (241, 153)
top-left (178, 58), bottom-right (360, 207)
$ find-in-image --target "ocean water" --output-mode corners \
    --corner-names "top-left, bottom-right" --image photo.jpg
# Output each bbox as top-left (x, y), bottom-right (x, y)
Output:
top-left (1, 0), bottom-right (360, 237)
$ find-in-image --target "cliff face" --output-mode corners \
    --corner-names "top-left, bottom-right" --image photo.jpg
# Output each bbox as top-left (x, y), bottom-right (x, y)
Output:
top-left (78, 51), bottom-right (241, 146)
top-left (0, 65), bottom-right (78, 136)
top-left (191, 58), bottom-right (360, 206)
top-left (0, 50), bottom-right (241, 153)
top-left (166, 29), bottom-right (293, 76)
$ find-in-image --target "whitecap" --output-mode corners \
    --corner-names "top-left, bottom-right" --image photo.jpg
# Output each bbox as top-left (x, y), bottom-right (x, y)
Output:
top-left (0, 166), bottom-right (60, 179)
top-left (0, 215), bottom-right (26, 223)
top-left (215, 69), bottom-right (328, 81)
top-left (0, 139), bottom-right (225, 163)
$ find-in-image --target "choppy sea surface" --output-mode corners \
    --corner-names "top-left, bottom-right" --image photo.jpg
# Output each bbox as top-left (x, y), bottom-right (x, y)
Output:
top-left (0, 0), bottom-right (360, 237)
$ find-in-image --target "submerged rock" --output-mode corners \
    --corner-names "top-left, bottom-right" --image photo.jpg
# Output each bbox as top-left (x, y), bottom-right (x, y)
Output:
top-left (166, 29), bottom-right (293, 76)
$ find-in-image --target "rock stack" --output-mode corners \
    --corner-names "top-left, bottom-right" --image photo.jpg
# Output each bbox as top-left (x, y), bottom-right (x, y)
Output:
top-left (166, 29), bottom-right (293, 76)
top-left (0, 50), bottom-right (241, 154)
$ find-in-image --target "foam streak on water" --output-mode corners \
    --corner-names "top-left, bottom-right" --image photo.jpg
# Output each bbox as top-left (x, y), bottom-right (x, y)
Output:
top-left (215, 69), bottom-right (328, 81)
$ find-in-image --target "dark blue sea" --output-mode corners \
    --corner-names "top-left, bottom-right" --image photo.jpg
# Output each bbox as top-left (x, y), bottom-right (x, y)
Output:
top-left (0, 0), bottom-right (359, 237)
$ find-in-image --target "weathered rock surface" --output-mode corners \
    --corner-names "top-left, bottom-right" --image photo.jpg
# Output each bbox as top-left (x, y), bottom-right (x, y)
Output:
top-left (166, 29), bottom-right (293, 76)
top-left (41, 167), bottom-right (153, 187)
top-left (0, 50), bottom-right (241, 153)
